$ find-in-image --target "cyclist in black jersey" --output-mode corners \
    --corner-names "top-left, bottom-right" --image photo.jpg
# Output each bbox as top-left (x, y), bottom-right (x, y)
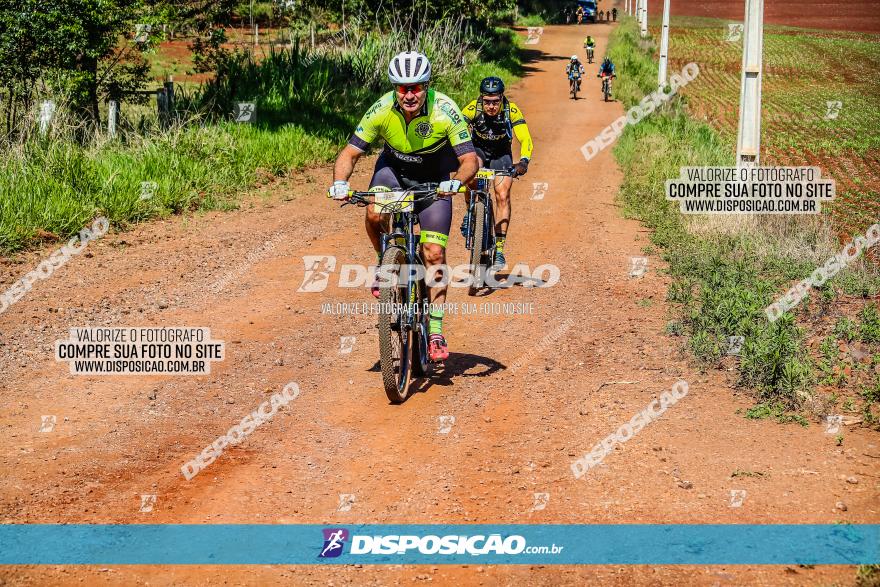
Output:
top-left (460, 76), bottom-right (534, 269)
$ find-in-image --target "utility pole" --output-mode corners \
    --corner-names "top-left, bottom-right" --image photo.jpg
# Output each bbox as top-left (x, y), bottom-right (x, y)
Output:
top-left (735, 0), bottom-right (764, 167)
top-left (640, 0), bottom-right (648, 37)
top-left (658, 0), bottom-right (671, 87)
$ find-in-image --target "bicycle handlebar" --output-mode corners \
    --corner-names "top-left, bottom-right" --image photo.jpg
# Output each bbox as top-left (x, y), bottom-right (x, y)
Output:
top-left (479, 167), bottom-right (518, 178)
top-left (341, 184), bottom-right (467, 210)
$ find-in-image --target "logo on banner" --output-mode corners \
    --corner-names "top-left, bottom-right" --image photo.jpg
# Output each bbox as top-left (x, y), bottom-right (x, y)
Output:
top-left (319, 528), bottom-right (349, 558)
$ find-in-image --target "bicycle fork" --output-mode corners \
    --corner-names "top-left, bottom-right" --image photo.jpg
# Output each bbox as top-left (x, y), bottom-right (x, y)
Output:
top-left (382, 215), bottom-right (428, 350)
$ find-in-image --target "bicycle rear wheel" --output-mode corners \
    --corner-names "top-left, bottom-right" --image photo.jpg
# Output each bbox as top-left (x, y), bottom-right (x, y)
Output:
top-left (378, 246), bottom-right (412, 403)
top-left (604, 81), bottom-right (610, 102)
top-left (468, 199), bottom-right (486, 296)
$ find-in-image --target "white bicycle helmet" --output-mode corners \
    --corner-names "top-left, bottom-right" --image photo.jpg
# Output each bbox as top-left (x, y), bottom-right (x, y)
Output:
top-left (571, 55), bottom-right (578, 60)
top-left (388, 51), bottom-right (432, 85)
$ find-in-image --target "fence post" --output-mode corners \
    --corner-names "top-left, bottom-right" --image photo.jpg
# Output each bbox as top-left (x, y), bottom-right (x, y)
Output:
top-left (736, 0), bottom-right (764, 167)
top-left (164, 80), bottom-right (175, 125)
top-left (108, 100), bottom-right (119, 138)
top-left (658, 0), bottom-right (671, 88)
top-left (157, 87), bottom-right (168, 129)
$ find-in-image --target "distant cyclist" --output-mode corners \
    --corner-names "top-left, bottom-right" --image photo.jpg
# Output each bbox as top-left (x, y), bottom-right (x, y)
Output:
top-left (598, 56), bottom-right (616, 98)
top-left (576, 5), bottom-right (584, 23)
top-left (461, 76), bottom-right (534, 269)
top-left (612, 7), bottom-right (618, 21)
top-left (583, 35), bottom-right (596, 62)
top-left (566, 55), bottom-right (585, 92)
top-left (328, 51), bottom-right (479, 361)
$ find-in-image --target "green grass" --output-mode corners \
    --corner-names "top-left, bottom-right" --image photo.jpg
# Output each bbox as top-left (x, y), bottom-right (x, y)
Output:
top-left (609, 17), bottom-right (880, 426)
top-left (0, 21), bottom-right (524, 254)
top-left (515, 14), bottom-right (546, 27)
top-left (730, 469), bottom-right (767, 478)
top-left (0, 123), bottom-right (339, 250)
top-left (744, 402), bottom-right (810, 426)
top-left (857, 564), bottom-right (880, 587)
top-left (609, 17), bottom-right (819, 412)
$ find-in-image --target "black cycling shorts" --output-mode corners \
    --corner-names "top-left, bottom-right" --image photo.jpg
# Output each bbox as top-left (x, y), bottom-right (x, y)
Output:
top-left (474, 147), bottom-right (513, 171)
top-left (369, 154), bottom-right (452, 249)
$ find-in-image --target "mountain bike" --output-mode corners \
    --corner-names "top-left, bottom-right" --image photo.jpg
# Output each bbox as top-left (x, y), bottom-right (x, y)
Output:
top-left (569, 70), bottom-right (582, 100)
top-left (586, 45), bottom-right (594, 63)
top-left (463, 167), bottom-right (517, 296)
top-left (600, 74), bottom-right (613, 102)
top-left (342, 184), bottom-right (454, 403)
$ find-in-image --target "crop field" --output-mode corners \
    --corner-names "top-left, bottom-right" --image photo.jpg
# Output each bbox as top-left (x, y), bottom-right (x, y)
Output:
top-left (651, 16), bottom-right (880, 244)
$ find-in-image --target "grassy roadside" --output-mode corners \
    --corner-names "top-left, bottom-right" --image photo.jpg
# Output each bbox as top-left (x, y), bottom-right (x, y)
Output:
top-left (607, 17), bottom-right (880, 425)
top-left (0, 25), bottom-right (523, 255)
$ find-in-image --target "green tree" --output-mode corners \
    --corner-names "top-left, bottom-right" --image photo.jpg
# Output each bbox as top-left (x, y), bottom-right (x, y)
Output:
top-left (0, 0), bottom-right (152, 132)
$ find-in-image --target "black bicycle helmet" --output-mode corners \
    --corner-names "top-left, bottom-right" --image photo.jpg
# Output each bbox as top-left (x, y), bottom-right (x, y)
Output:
top-left (479, 76), bottom-right (505, 96)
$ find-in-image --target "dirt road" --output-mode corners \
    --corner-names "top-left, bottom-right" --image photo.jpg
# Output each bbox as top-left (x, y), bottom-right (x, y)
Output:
top-left (1, 22), bottom-right (877, 586)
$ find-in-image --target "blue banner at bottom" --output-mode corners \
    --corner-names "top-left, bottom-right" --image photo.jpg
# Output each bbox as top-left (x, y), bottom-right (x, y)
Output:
top-left (0, 524), bottom-right (877, 565)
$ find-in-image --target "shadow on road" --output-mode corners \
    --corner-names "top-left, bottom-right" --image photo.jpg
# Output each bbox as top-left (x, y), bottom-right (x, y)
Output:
top-left (368, 352), bottom-right (506, 403)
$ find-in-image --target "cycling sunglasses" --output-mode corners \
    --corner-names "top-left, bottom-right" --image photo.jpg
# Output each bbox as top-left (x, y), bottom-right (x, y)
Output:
top-left (395, 83), bottom-right (426, 95)
top-left (481, 97), bottom-right (502, 105)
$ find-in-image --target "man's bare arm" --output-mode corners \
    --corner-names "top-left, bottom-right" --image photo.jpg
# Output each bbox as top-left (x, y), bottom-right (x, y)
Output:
top-left (452, 152), bottom-right (479, 186)
top-left (334, 145), bottom-right (364, 182)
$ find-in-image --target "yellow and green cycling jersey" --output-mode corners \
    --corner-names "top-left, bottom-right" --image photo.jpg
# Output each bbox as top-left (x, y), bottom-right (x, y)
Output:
top-left (348, 89), bottom-right (475, 170)
top-left (461, 98), bottom-right (533, 161)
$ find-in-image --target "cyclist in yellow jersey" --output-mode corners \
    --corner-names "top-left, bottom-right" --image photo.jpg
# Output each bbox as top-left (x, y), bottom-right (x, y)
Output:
top-left (328, 51), bottom-right (479, 361)
top-left (460, 76), bottom-right (534, 268)
top-left (583, 35), bottom-right (596, 63)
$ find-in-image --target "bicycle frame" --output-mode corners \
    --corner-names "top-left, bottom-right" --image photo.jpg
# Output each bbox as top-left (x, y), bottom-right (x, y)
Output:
top-left (379, 202), bottom-right (429, 367)
top-left (465, 168), bottom-right (516, 263)
top-left (465, 174), bottom-right (496, 256)
top-left (342, 186), bottom-right (449, 398)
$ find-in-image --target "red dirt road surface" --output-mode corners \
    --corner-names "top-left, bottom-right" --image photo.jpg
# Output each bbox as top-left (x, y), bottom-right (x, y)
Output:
top-left (1, 22), bottom-right (878, 586)
top-left (645, 0), bottom-right (880, 33)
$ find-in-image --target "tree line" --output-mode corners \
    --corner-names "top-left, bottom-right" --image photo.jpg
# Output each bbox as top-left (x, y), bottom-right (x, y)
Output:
top-left (0, 0), bottom-right (530, 139)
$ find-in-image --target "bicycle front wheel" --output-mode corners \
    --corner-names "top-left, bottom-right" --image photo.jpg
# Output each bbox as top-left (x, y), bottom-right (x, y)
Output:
top-left (378, 246), bottom-right (413, 403)
top-left (468, 199), bottom-right (486, 296)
